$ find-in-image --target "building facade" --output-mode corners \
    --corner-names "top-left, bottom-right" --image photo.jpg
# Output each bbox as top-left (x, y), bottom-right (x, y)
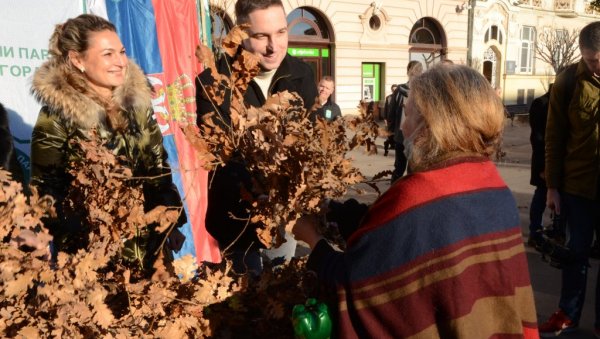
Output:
top-left (211, 0), bottom-right (599, 114)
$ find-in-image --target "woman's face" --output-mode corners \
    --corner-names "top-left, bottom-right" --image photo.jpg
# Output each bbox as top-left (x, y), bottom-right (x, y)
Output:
top-left (72, 30), bottom-right (127, 97)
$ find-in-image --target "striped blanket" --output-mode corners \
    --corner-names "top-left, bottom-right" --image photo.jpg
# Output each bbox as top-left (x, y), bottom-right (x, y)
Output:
top-left (308, 159), bottom-right (539, 338)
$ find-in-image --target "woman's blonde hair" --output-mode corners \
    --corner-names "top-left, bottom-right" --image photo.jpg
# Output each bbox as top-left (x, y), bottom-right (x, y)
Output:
top-left (407, 64), bottom-right (505, 171)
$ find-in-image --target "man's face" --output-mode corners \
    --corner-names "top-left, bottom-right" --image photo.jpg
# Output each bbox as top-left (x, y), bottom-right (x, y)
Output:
top-left (242, 6), bottom-right (288, 71)
top-left (581, 47), bottom-right (600, 76)
top-left (318, 79), bottom-right (334, 102)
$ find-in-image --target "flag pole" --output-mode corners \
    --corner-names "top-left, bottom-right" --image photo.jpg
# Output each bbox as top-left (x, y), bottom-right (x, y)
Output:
top-left (198, 0), bottom-right (211, 48)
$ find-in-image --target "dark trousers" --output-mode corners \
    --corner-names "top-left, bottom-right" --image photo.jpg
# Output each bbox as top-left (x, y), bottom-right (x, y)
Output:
top-left (391, 141), bottom-right (407, 183)
top-left (558, 192), bottom-right (600, 326)
top-left (529, 185), bottom-right (547, 238)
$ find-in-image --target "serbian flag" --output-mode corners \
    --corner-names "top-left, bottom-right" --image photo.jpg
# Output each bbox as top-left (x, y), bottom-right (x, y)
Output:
top-left (87, 0), bottom-right (221, 263)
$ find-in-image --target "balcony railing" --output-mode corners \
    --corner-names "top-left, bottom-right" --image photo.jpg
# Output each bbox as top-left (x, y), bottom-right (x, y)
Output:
top-left (585, 3), bottom-right (600, 15)
top-left (554, 0), bottom-right (577, 17)
top-left (518, 0), bottom-right (542, 6)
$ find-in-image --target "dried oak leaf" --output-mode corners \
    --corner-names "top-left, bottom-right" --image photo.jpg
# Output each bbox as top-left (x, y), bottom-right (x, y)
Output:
top-left (144, 205), bottom-right (179, 233)
top-left (221, 24), bottom-right (250, 57)
top-left (4, 272), bottom-right (34, 298)
top-left (156, 320), bottom-right (187, 339)
top-left (230, 49), bottom-right (260, 95)
top-left (92, 301), bottom-right (115, 329)
top-left (173, 254), bottom-right (198, 283)
top-left (195, 43), bottom-right (216, 71)
top-left (17, 326), bottom-right (40, 339)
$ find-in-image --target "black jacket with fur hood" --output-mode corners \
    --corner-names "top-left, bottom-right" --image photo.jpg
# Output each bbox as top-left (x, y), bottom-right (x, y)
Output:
top-left (30, 59), bottom-right (185, 258)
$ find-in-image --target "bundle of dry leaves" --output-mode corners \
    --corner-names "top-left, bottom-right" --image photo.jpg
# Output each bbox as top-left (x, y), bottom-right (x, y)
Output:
top-left (0, 23), bottom-right (381, 338)
top-left (186, 25), bottom-right (381, 248)
top-left (0, 138), bottom-right (328, 337)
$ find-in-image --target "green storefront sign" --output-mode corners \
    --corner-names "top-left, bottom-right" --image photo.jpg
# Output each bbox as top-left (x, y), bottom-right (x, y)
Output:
top-left (288, 47), bottom-right (328, 58)
top-left (362, 63), bottom-right (381, 101)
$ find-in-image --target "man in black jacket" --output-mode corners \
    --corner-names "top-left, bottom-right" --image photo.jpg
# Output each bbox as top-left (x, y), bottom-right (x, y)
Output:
top-left (196, 0), bottom-right (317, 275)
top-left (528, 85), bottom-right (551, 247)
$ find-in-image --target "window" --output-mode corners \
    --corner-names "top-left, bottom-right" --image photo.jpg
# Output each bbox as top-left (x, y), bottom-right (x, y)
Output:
top-left (369, 15), bottom-right (382, 31)
top-left (484, 25), bottom-right (503, 44)
top-left (288, 8), bottom-right (329, 41)
top-left (520, 26), bottom-right (536, 73)
top-left (409, 18), bottom-right (447, 67)
top-left (410, 18), bottom-right (442, 45)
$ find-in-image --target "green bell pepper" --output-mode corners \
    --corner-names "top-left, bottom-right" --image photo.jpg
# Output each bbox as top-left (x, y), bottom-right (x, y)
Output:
top-left (292, 298), bottom-right (332, 339)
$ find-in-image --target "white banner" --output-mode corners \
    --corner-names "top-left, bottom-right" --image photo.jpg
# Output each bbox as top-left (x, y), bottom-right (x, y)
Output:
top-left (0, 0), bottom-right (83, 175)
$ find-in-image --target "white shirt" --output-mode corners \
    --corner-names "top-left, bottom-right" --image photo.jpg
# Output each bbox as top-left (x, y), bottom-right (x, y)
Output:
top-left (252, 69), bottom-right (277, 99)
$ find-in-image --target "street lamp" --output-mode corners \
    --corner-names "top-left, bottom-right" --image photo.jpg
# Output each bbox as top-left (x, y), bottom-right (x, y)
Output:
top-left (466, 0), bottom-right (475, 66)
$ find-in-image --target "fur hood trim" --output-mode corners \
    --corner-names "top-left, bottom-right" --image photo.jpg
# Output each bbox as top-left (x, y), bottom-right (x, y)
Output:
top-left (31, 60), bottom-right (152, 129)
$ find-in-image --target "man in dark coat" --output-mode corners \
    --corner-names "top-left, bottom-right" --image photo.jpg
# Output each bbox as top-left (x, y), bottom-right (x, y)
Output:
top-left (195, 0), bottom-right (317, 275)
top-left (382, 84), bottom-right (397, 156)
top-left (315, 75), bottom-right (342, 122)
top-left (527, 85), bottom-right (551, 246)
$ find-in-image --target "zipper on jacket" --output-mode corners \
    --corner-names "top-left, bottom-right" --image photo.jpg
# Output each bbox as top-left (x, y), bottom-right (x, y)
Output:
top-left (267, 74), bottom-right (291, 99)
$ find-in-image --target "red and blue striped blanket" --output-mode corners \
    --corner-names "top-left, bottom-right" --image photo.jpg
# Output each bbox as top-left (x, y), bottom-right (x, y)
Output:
top-left (308, 159), bottom-right (539, 338)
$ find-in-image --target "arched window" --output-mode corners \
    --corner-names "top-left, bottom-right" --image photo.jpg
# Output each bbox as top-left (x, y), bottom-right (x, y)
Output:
top-left (287, 8), bottom-right (329, 43)
top-left (410, 18), bottom-right (442, 45)
top-left (484, 25), bottom-right (503, 44)
top-left (409, 18), bottom-right (447, 67)
top-left (287, 8), bottom-right (334, 81)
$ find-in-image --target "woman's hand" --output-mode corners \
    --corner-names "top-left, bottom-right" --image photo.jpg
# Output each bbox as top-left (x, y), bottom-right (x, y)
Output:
top-left (292, 215), bottom-right (323, 249)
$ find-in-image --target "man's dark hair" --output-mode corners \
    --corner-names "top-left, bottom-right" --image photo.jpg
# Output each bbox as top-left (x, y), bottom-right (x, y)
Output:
top-left (235, 0), bottom-right (284, 25)
top-left (579, 21), bottom-right (600, 52)
top-left (407, 60), bottom-right (421, 72)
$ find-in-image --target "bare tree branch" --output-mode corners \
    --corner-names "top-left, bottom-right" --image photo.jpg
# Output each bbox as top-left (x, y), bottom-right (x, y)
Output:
top-left (535, 27), bottom-right (580, 73)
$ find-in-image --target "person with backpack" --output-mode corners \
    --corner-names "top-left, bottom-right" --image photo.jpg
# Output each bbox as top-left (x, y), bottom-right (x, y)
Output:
top-left (540, 21), bottom-right (600, 337)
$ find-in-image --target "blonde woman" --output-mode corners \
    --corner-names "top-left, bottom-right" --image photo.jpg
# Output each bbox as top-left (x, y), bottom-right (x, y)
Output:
top-left (294, 64), bottom-right (539, 338)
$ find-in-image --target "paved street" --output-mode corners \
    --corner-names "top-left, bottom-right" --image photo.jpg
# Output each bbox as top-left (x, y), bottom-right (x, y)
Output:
top-left (343, 118), bottom-right (599, 338)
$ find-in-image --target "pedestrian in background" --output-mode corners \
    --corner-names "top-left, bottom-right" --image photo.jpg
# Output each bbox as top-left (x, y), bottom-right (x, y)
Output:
top-left (293, 64), bottom-right (538, 338)
top-left (388, 60), bottom-right (422, 182)
top-left (315, 76), bottom-right (341, 122)
top-left (527, 84), bottom-right (552, 247)
top-left (540, 21), bottom-right (600, 337)
top-left (382, 84), bottom-right (397, 156)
